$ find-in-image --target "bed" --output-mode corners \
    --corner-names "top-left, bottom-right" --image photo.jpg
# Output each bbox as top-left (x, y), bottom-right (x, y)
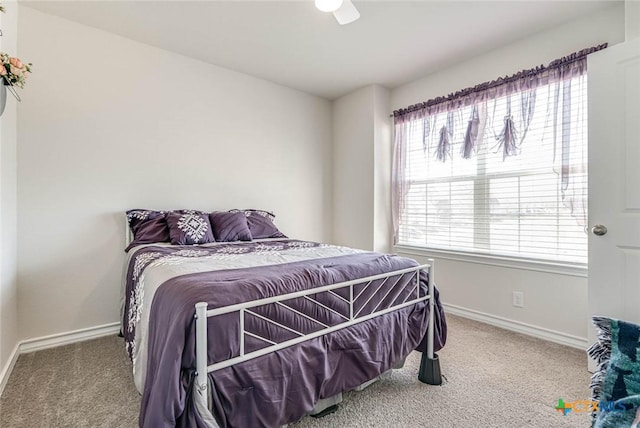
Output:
top-left (122, 211), bottom-right (447, 428)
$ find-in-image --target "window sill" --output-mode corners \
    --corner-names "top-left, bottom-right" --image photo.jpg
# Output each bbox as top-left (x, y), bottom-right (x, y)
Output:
top-left (393, 245), bottom-right (588, 277)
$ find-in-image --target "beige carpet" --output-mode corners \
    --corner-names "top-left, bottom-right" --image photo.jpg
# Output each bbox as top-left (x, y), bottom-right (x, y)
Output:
top-left (0, 315), bottom-right (591, 427)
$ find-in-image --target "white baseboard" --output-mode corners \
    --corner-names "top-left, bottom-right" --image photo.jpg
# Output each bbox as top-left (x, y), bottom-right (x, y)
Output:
top-left (444, 303), bottom-right (589, 350)
top-left (0, 342), bottom-right (20, 397)
top-left (0, 322), bottom-right (121, 397)
top-left (20, 322), bottom-right (121, 354)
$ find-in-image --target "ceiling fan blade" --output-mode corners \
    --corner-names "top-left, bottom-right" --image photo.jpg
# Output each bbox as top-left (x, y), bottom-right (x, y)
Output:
top-left (333, 0), bottom-right (360, 25)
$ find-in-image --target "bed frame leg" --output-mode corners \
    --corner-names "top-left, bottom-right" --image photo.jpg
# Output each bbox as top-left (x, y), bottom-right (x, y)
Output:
top-left (418, 260), bottom-right (442, 385)
top-left (195, 302), bottom-right (209, 405)
top-left (418, 352), bottom-right (442, 385)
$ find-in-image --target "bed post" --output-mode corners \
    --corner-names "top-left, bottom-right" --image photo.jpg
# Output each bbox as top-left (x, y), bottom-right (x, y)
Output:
top-left (195, 302), bottom-right (209, 405)
top-left (418, 259), bottom-right (442, 385)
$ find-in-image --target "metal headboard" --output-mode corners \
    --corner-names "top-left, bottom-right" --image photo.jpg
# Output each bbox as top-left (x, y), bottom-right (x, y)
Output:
top-left (125, 214), bottom-right (133, 247)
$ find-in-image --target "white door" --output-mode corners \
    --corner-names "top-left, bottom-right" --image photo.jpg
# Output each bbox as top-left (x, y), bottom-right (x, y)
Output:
top-left (588, 37), bottom-right (640, 364)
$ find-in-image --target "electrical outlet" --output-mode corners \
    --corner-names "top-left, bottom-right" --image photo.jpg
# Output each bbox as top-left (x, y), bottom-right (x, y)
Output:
top-left (512, 291), bottom-right (524, 308)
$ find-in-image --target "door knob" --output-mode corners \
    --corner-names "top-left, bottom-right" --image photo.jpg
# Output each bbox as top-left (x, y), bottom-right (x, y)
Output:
top-left (591, 225), bottom-right (608, 236)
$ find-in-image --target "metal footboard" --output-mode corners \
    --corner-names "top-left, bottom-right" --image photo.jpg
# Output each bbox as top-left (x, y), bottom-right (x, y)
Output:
top-left (194, 260), bottom-right (435, 403)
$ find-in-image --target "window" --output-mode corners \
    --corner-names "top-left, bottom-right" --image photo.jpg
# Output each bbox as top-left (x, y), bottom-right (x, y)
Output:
top-left (395, 72), bottom-right (588, 265)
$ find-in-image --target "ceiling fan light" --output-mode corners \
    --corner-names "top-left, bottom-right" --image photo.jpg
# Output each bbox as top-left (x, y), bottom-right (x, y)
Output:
top-left (333, 0), bottom-right (360, 25)
top-left (315, 0), bottom-right (344, 13)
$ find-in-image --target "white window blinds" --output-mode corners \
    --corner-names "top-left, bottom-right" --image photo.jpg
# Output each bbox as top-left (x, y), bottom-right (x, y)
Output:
top-left (397, 74), bottom-right (588, 264)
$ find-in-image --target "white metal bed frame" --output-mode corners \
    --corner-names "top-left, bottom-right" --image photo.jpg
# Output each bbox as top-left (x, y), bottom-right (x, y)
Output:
top-left (124, 220), bottom-right (437, 412)
top-left (193, 261), bottom-right (436, 408)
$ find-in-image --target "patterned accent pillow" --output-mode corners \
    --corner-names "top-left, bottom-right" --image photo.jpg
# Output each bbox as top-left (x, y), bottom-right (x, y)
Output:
top-left (209, 211), bottom-right (252, 242)
top-left (229, 209), bottom-right (287, 239)
top-left (166, 212), bottom-right (215, 245)
top-left (125, 209), bottom-right (170, 251)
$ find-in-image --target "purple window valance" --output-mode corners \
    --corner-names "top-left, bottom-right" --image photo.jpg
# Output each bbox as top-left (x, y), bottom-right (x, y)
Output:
top-left (392, 44), bottom-right (607, 124)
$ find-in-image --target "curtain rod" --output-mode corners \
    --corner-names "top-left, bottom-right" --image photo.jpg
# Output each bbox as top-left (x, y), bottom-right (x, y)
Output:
top-left (388, 43), bottom-right (607, 119)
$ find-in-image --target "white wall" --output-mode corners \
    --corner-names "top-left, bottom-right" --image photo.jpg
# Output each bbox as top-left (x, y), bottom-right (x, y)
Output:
top-left (0, 1), bottom-right (19, 386)
top-left (391, 4), bottom-right (625, 342)
top-left (332, 86), bottom-right (375, 250)
top-left (332, 84), bottom-right (391, 252)
top-left (17, 7), bottom-right (332, 340)
top-left (372, 86), bottom-right (392, 254)
top-left (627, 0), bottom-right (640, 40)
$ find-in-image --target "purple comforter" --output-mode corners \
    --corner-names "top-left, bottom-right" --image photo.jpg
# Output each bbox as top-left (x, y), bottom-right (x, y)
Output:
top-left (128, 241), bottom-right (447, 427)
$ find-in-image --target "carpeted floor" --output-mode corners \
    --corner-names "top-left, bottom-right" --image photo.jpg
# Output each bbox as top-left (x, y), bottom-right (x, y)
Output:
top-left (0, 315), bottom-right (591, 427)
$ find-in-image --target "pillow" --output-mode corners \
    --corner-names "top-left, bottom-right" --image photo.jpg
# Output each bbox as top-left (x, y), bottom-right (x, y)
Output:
top-left (229, 209), bottom-right (287, 239)
top-left (588, 317), bottom-right (640, 427)
top-left (209, 211), bottom-right (252, 242)
top-left (166, 211), bottom-right (215, 245)
top-left (230, 209), bottom-right (276, 221)
top-left (125, 209), bottom-right (170, 251)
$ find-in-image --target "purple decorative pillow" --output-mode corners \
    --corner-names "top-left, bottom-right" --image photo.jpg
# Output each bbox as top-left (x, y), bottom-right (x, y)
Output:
top-left (209, 212), bottom-right (252, 242)
top-left (125, 209), bottom-right (170, 251)
top-left (166, 211), bottom-right (215, 245)
top-left (229, 209), bottom-right (287, 239)
top-left (229, 209), bottom-right (276, 221)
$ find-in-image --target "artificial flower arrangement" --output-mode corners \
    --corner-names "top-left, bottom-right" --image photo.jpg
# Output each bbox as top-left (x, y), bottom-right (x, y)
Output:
top-left (0, 3), bottom-right (32, 101)
top-left (0, 53), bottom-right (32, 89)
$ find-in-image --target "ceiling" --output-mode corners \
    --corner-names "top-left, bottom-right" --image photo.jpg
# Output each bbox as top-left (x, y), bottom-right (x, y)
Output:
top-left (23, 1), bottom-right (620, 99)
